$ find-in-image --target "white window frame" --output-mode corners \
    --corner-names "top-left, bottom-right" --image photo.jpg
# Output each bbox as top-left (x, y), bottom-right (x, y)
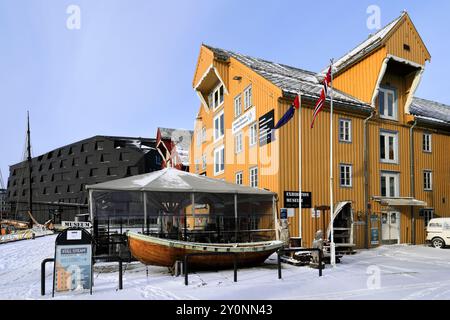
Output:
top-left (249, 122), bottom-right (258, 147)
top-left (244, 85), bottom-right (252, 110)
top-left (380, 171), bottom-right (400, 198)
top-left (213, 145), bottom-right (225, 176)
top-left (234, 94), bottom-right (242, 118)
top-left (250, 166), bottom-right (258, 188)
top-left (210, 84), bottom-right (224, 111)
top-left (339, 164), bottom-right (352, 188)
top-left (380, 130), bottom-right (399, 164)
top-left (422, 209), bottom-right (434, 226)
top-left (195, 158), bottom-right (200, 172)
top-left (235, 171), bottom-right (243, 185)
top-left (338, 118), bottom-right (352, 143)
top-left (379, 87), bottom-right (398, 120)
top-left (196, 129), bottom-right (202, 147)
top-left (201, 127), bottom-right (206, 144)
top-left (201, 154), bottom-right (207, 170)
top-left (424, 170), bottom-right (433, 191)
top-left (213, 110), bottom-right (225, 142)
top-left (423, 133), bottom-right (432, 153)
top-left (235, 132), bottom-right (243, 154)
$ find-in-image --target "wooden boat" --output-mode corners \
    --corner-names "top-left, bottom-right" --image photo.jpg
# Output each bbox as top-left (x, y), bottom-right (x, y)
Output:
top-left (127, 231), bottom-right (283, 270)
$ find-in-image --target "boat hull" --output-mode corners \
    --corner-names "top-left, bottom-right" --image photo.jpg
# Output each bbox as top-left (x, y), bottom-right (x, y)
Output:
top-left (127, 232), bottom-right (283, 270)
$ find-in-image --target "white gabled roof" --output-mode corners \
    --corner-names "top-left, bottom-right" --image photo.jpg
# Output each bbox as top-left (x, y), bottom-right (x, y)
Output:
top-left (87, 168), bottom-right (275, 195)
top-left (330, 12), bottom-right (406, 74)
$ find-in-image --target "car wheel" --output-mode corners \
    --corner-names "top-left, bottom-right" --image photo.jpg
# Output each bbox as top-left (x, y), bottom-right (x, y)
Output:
top-left (432, 238), bottom-right (445, 249)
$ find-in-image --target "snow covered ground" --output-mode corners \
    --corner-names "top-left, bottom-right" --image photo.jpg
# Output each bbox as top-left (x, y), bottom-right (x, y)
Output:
top-left (1, 234), bottom-right (450, 300)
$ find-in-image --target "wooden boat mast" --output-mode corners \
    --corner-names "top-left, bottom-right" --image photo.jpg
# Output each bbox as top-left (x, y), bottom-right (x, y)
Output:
top-left (26, 111), bottom-right (33, 226)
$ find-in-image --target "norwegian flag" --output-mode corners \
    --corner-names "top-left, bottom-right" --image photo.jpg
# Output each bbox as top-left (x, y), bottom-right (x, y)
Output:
top-left (310, 66), bottom-right (332, 129)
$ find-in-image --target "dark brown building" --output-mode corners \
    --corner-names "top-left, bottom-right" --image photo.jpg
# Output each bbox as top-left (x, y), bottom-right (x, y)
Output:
top-left (6, 135), bottom-right (161, 223)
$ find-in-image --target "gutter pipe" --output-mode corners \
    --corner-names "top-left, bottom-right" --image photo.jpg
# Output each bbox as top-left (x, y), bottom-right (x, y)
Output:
top-left (363, 110), bottom-right (376, 249)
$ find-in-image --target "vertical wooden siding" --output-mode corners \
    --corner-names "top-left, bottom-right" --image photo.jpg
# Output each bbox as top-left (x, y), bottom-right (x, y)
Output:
top-left (334, 47), bottom-right (387, 104)
top-left (385, 16), bottom-right (431, 65)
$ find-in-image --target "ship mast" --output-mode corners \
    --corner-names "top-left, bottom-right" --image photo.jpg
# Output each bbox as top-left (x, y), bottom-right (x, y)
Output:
top-left (27, 111), bottom-right (33, 226)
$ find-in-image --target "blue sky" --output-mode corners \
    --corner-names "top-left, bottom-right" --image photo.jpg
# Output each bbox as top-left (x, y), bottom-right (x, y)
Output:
top-left (1, 0), bottom-right (449, 181)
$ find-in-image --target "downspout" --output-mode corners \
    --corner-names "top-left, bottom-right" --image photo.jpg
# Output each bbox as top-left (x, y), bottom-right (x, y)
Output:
top-left (363, 110), bottom-right (376, 249)
top-left (410, 120), bottom-right (417, 245)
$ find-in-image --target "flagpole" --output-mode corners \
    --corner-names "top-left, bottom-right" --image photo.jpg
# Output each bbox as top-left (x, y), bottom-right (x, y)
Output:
top-left (329, 59), bottom-right (336, 267)
top-left (298, 94), bottom-right (302, 242)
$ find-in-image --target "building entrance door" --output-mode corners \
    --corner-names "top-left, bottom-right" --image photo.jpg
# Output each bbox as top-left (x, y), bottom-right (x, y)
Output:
top-left (381, 211), bottom-right (400, 244)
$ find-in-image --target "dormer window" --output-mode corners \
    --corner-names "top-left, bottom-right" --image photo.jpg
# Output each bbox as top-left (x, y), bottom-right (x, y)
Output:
top-left (209, 84), bottom-right (224, 110)
top-left (378, 87), bottom-right (397, 121)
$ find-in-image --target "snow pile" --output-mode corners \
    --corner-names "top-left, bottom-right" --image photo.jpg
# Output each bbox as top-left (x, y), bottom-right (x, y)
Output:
top-left (1, 235), bottom-right (450, 300)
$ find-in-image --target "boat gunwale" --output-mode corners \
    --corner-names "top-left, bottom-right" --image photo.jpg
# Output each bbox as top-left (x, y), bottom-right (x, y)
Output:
top-left (127, 231), bottom-right (283, 253)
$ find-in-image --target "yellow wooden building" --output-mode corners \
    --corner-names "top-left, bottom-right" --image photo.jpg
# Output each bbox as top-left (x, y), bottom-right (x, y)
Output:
top-left (189, 12), bottom-right (450, 248)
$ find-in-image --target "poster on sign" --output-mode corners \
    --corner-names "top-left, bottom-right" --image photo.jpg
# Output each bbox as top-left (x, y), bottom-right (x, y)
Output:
top-left (53, 228), bottom-right (93, 295)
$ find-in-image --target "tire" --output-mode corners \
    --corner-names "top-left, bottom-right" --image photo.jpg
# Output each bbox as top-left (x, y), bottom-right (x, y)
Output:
top-left (432, 237), bottom-right (445, 249)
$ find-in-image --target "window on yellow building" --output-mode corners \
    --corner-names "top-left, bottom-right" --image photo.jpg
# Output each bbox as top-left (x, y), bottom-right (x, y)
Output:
top-left (214, 111), bottom-right (224, 141)
top-left (214, 146), bottom-right (225, 176)
top-left (196, 129), bottom-right (202, 147)
top-left (424, 170), bottom-right (433, 191)
top-left (249, 122), bottom-right (258, 147)
top-left (202, 127), bottom-right (206, 143)
top-left (235, 171), bottom-right (243, 185)
top-left (339, 164), bottom-right (352, 187)
top-left (250, 167), bottom-right (258, 188)
top-left (202, 154), bottom-right (207, 170)
top-left (379, 87), bottom-right (398, 120)
top-left (339, 118), bottom-right (352, 143)
top-left (235, 132), bottom-right (243, 154)
top-left (234, 94), bottom-right (242, 118)
top-left (209, 84), bottom-right (224, 110)
top-left (380, 131), bottom-right (398, 163)
top-left (244, 85), bottom-right (252, 110)
top-left (380, 171), bottom-right (399, 197)
top-left (423, 133), bottom-right (432, 152)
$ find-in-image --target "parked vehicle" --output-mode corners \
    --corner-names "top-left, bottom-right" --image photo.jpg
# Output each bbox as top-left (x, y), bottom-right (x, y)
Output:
top-left (426, 218), bottom-right (450, 248)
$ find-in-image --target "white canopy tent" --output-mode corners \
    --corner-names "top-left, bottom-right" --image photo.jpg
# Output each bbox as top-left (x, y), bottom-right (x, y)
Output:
top-left (86, 168), bottom-right (278, 249)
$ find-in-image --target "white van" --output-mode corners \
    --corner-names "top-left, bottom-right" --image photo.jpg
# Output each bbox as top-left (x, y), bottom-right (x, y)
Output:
top-left (426, 218), bottom-right (450, 248)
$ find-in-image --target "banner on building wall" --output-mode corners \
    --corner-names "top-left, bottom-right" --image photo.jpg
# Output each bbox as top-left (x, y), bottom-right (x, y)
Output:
top-left (258, 110), bottom-right (274, 146)
top-left (283, 191), bottom-right (312, 209)
top-left (232, 107), bottom-right (256, 135)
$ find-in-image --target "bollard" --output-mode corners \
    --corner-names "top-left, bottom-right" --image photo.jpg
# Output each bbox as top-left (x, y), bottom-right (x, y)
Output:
top-left (41, 258), bottom-right (54, 296)
top-left (319, 250), bottom-right (323, 277)
top-left (184, 255), bottom-right (188, 286)
top-left (277, 251), bottom-right (282, 279)
top-left (233, 254), bottom-right (237, 282)
top-left (118, 258), bottom-right (123, 290)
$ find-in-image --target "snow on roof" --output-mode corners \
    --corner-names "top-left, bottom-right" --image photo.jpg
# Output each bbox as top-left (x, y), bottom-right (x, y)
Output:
top-left (87, 167), bottom-right (275, 195)
top-left (204, 45), bottom-right (369, 108)
top-left (411, 97), bottom-right (450, 124)
top-left (331, 12), bottom-right (405, 74)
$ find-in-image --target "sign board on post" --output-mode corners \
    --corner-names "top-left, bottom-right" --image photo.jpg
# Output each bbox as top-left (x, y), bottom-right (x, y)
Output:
top-left (53, 228), bottom-right (93, 296)
top-left (287, 208), bottom-right (295, 218)
top-left (284, 191), bottom-right (312, 209)
top-left (280, 208), bottom-right (288, 220)
top-left (62, 221), bottom-right (92, 229)
top-left (370, 214), bottom-right (380, 245)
